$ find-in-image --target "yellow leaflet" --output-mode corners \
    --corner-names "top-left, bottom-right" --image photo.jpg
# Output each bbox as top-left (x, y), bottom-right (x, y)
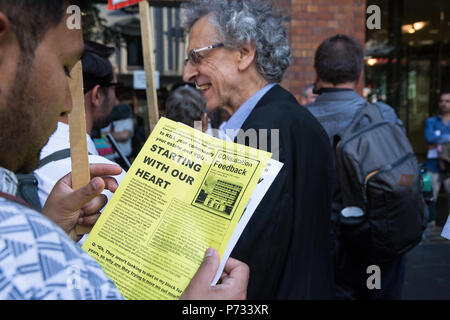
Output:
top-left (82, 117), bottom-right (271, 300)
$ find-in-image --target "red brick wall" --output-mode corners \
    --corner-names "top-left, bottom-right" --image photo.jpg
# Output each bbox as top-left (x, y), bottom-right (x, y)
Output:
top-left (276, 0), bottom-right (367, 103)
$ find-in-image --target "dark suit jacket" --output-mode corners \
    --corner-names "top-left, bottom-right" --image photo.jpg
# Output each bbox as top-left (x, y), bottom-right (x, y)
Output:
top-left (231, 85), bottom-right (335, 299)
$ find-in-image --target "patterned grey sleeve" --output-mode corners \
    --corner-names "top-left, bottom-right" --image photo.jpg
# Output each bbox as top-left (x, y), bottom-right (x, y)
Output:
top-left (0, 200), bottom-right (124, 300)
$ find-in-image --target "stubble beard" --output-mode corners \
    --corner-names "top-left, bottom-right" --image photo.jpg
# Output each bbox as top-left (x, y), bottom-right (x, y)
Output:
top-left (93, 93), bottom-right (113, 131)
top-left (1, 53), bottom-right (41, 173)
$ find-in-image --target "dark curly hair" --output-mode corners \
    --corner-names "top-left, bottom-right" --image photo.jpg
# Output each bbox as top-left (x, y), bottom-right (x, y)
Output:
top-left (0, 0), bottom-right (89, 57)
top-left (314, 34), bottom-right (364, 85)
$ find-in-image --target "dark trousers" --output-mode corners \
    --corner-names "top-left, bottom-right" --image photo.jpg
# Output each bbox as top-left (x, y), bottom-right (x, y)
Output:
top-left (334, 243), bottom-right (406, 300)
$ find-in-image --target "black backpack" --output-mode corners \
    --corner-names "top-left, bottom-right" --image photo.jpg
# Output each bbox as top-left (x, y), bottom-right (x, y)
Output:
top-left (334, 103), bottom-right (426, 263)
top-left (16, 149), bottom-right (73, 211)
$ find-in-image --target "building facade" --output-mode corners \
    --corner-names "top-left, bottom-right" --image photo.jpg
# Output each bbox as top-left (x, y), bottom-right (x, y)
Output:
top-left (279, 0), bottom-right (366, 103)
top-left (365, 0), bottom-right (450, 159)
top-left (94, 0), bottom-right (450, 157)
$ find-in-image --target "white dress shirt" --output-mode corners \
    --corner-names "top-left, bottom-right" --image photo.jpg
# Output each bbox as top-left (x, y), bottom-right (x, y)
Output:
top-left (35, 122), bottom-right (127, 208)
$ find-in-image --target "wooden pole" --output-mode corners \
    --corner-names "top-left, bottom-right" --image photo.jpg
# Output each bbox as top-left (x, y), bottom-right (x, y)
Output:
top-left (68, 61), bottom-right (91, 235)
top-left (139, 0), bottom-right (160, 133)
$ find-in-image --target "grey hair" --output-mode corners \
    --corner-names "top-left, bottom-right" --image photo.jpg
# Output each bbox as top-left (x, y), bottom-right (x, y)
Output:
top-left (181, 0), bottom-right (291, 83)
top-left (165, 85), bottom-right (206, 128)
top-left (302, 83), bottom-right (315, 97)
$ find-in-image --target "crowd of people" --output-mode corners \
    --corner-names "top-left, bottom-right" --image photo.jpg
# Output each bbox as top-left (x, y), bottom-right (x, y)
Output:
top-left (0, 0), bottom-right (448, 300)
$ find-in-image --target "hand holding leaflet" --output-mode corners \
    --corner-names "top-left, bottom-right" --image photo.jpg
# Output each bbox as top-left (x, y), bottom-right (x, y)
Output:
top-left (180, 248), bottom-right (249, 300)
top-left (82, 118), bottom-right (277, 300)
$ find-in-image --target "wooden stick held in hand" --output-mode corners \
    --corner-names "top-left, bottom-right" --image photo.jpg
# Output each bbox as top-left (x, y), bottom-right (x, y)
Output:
top-left (68, 61), bottom-right (91, 235)
top-left (139, 0), bottom-right (160, 132)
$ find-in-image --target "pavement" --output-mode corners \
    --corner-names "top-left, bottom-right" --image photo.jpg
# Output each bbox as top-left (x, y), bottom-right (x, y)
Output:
top-left (403, 223), bottom-right (450, 299)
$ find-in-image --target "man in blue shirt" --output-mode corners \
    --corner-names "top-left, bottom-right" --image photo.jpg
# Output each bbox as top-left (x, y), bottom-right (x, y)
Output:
top-left (424, 90), bottom-right (450, 224)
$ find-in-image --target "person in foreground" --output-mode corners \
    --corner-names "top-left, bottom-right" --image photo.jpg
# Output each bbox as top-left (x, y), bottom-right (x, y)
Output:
top-left (0, 0), bottom-right (248, 300)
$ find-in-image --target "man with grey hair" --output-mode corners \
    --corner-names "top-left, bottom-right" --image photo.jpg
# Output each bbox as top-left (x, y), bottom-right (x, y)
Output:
top-left (300, 83), bottom-right (318, 106)
top-left (182, 0), bottom-right (335, 299)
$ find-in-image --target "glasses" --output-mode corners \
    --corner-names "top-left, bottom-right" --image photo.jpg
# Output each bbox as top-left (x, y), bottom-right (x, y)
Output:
top-left (185, 43), bottom-right (224, 65)
top-left (103, 82), bottom-right (123, 99)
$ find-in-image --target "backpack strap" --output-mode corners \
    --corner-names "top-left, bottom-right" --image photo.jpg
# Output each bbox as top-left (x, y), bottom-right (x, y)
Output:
top-left (339, 102), bottom-right (384, 139)
top-left (16, 148), bottom-right (73, 212)
top-left (37, 148), bottom-right (72, 169)
top-left (333, 103), bottom-right (384, 150)
top-left (0, 190), bottom-right (34, 210)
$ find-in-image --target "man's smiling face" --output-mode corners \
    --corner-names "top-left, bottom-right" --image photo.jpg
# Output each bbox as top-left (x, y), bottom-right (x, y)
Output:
top-left (182, 15), bottom-right (241, 112)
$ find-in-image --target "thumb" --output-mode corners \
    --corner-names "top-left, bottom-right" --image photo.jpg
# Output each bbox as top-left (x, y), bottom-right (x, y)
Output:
top-left (194, 248), bottom-right (220, 286)
top-left (69, 177), bottom-right (105, 210)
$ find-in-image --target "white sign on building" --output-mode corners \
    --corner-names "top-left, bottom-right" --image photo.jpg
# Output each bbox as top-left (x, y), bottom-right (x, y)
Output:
top-left (133, 70), bottom-right (160, 90)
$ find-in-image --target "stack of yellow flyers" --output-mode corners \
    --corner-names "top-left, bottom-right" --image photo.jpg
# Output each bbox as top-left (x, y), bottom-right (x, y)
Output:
top-left (82, 117), bottom-right (273, 300)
